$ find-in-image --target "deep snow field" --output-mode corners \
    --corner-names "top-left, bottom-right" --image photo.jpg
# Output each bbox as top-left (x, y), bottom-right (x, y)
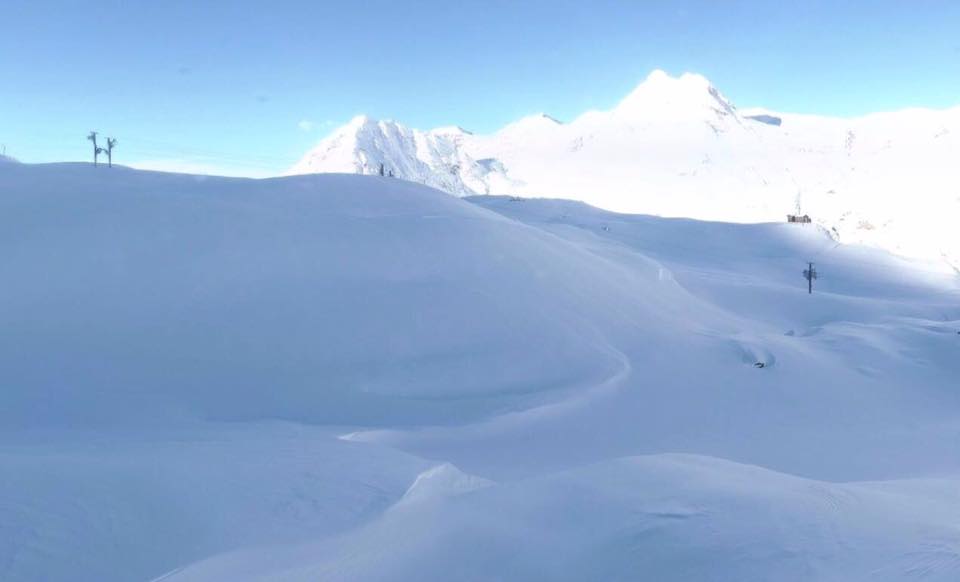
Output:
top-left (2, 162), bottom-right (960, 581)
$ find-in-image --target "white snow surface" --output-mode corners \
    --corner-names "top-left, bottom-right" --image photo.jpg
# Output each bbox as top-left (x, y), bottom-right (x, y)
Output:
top-left (2, 162), bottom-right (960, 581)
top-left (289, 70), bottom-right (960, 267)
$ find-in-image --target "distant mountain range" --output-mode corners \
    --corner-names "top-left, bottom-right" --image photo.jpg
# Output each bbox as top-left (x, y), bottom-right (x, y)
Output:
top-left (289, 70), bottom-right (960, 267)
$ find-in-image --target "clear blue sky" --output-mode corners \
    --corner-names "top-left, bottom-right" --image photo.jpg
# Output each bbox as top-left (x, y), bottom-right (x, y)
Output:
top-left (2, 0), bottom-right (959, 175)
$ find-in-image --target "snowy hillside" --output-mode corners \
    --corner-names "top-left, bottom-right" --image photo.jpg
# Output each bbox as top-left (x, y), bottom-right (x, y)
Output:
top-left (290, 70), bottom-right (960, 266)
top-left (287, 115), bottom-right (514, 195)
top-left (2, 163), bottom-right (960, 582)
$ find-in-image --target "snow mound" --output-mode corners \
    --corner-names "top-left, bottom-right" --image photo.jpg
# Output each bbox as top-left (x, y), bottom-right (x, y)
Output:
top-left (159, 454), bottom-right (960, 582)
top-left (0, 162), bottom-right (711, 429)
top-left (0, 425), bottom-right (429, 582)
top-left (395, 462), bottom-right (493, 507)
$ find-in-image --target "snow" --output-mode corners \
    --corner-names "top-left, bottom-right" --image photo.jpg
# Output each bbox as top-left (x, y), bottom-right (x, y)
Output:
top-left (0, 162), bottom-right (663, 429)
top-left (613, 70), bottom-right (736, 120)
top-left (394, 463), bottom-right (493, 507)
top-left (2, 162), bottom-right (960, 581)
top-left (287, 116), bottom-right (491, 195)
top-left (289, 70), bottom-right (960, 267)
top-left (162, 455), bottom-right (960, 582)
top-left (0, 423), bottom-right (429, 582)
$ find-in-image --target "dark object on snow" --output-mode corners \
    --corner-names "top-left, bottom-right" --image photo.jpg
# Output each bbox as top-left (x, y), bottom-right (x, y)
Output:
top-left (746, 114), bottom-right (783, 127)
top-left (378, 163), bottom-right (385, 176)
top-left (87, 131), bottom-right (102, 166)
top-left (787, 214), bottom-right (812, 224)
top-left (803, 262), bottom-right (818, 294)
top-left (754, 362), bottom-right (766, 368)
top-left (105, 138), bottom-right (117, 168)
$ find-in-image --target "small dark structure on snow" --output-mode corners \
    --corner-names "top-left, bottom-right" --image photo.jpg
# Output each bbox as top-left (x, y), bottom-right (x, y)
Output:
top-left (787, 214), bottom-right (812, 224)
top-left (87, 131), bottom-right (103, 166)
top-left (105, 138), bottom-right (117, 167)
top-left (803, 262), bottom-right (818, 294)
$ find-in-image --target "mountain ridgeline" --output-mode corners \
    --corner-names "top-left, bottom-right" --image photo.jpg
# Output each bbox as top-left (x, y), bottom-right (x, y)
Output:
top-left (289, 70), bottom-right (960, 266)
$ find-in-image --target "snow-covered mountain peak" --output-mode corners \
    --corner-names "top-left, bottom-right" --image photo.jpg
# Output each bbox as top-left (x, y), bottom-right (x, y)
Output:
top-left (614, 70), bottom-right (736, 120)
top-left (347, 113), bottom-right (372, 126)
top-left (288, 70), bottom-right (960, 266)
top-left (289, 115), bottom-right (513, 195)
top-left (337, 114), bottom-right (384, 135)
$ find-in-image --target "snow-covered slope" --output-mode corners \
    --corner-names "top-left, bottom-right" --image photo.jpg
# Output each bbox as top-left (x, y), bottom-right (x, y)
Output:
top-left (163, 455), bottom-right (960, 582)
top-left (1, 163), bottom-right (681, 428)
top-left (289, 70), bottom-right (960, 266)
top-left (2, 163), bottom-right (960, 582)
top-left (287, 115), bottom-right (513, 195)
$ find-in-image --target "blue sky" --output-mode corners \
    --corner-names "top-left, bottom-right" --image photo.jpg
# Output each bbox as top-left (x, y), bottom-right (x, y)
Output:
top-left (2, 0), bottom-right (959, 175)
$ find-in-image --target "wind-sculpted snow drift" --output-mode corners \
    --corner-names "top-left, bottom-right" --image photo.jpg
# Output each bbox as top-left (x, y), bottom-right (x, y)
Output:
top-left (2, 163), bottom-right (960, 581)
top-left (290, 70), bottom-right (960, 266)
top-left (0, 163), bottom-right (667, 427)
